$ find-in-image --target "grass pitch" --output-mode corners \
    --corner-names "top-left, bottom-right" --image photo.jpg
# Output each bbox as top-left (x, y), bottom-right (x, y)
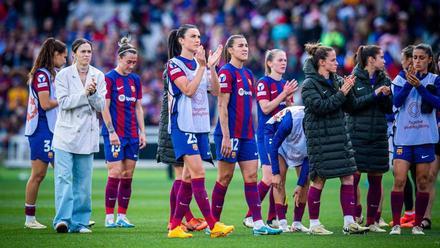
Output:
top-left (0, 165), bottom-right (439, 248)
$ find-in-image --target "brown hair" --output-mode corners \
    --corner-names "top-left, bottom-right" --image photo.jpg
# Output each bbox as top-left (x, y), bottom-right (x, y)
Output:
top-left (304, 42), bottom-right (334, 70)
top-left (118, 36), bottom-right (137, 57)
top-left (167, 24), bottom-right (198, 59)
top-left (72, 38), bottom-right (92, 53)
top-left (401, 45), bottom-right (414, 59)
top-left (355, 45), bottom-right (381, 69)
top-left (414, 43), bottom-right (437, 74)
top-left (28, 37), bottom-right (66, 83)
top-left (222, 34), bottom-right (246, 63)
top-left (264, 49), bottom-right (284, 75)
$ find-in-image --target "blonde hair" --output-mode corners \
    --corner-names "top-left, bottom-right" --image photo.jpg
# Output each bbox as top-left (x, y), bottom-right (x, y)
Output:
top-left (264, 49), bottom-right (285, 75)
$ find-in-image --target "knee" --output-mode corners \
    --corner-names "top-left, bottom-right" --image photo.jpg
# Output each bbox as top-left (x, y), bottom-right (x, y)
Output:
top-left (243, 171), bottom-right (258, 183)
top-left (121, 169), bottom-right (135, 178)
top-left (261, 172), bottom-right (272, 184)
top-left (417, 175), bottom-right (429, 192)
top-left (341, 175), bottom-right (354, 185)
top-left (217, 172), bottom-right (233, 186)
top-left (393, 177), bottom-right (407, 191)
top-left (30, 171), bottom-right (47, 184)
top-left (108, 167), bottom-right (122, 178)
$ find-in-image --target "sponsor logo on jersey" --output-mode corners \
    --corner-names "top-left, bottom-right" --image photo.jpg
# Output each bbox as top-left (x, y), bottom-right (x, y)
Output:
top-left (238, 88), bottom-right (252, 96)
top-left (118, 95), bottom-right (137, 102)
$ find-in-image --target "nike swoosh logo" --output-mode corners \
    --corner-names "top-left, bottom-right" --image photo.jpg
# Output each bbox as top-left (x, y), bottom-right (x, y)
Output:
top-left (108, 198), bottom-right (116, 201)
top-left (254, 153), bottom-right (258, 156)
top-left (179, 202), bottom-right (189, 206)
top-left (323, 91), bottom-right (327, 94)
top-left (350, 202), bottom-right (355, 205)
top-left (216, 205), bottom-right (223, 208)
top-left (313, 201), bottom-right (320, 204)
top-left (271, 90), bottom-right (278, 94)
top-left (357, 87), bottom-right (364, 90)
top-left (237, 79), bottom-right (242, 82)
top-left (422, 155), bottom-right (429, 159)
top-left (122, 197), bottom-right (130, 200)
top-left (117, 86), bottom-right (124, 90)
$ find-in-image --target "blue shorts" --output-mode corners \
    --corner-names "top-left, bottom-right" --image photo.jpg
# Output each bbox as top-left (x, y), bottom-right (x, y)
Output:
top-left (170, 127), bottom-right (212, 163)
top-left (257, 139), bottom-right (270, 165)
top-left (394, 144), bottom-right (436, 164)
top-left (28, 126), bottom-right (54, 164)
top-left (214, 135), bottom-right (258, 163)
top-left (103, 136), bottom-right (139, 162)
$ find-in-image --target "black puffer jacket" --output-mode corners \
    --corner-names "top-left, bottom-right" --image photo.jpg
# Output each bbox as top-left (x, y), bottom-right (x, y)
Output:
top-left (156, 71), bottom-right (183, 166)
top-left (301, 58), bottom-right (357, 180)
top-left (345, 66), bottom-right (392, 173)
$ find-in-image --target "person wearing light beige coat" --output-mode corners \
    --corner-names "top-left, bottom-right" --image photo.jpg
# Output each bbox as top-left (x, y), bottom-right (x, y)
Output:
top-left (52, 38), bottom-right (106, 234)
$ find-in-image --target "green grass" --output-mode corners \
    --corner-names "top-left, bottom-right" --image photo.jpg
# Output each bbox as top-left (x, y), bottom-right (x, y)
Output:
top-left (0, 166), bottom-right (439, 247)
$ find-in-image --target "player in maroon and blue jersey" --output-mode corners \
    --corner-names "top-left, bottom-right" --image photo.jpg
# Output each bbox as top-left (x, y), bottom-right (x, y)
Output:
top-left (243, 49), bottom-right (297, 228)
top-left (24, 38), bottom-right (67, 229)
top-left (166, 24), bottom-right (234, 239)
top-left (101, 36), bottom-right (146, 228)
top-left (212, 34), bottom-right (282, 236)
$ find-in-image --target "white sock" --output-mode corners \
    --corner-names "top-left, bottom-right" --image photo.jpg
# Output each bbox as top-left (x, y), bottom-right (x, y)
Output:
top-left (25, 215), bottom-right (36, 223)
top-left (106, 214), bottom-right (114, 222)
top-left (344, 215), bottom-right (355, 226)
top-left (117, 213), bottom-right (126, 220)
top-left (310, 219), bottom-right (320, 227)
top-left (253, 220), bottom-right (265, 229)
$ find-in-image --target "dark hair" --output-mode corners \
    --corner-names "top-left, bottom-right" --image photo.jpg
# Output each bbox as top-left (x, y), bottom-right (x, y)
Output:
top-left (355, 45), bottom-right (381, 69)
top-left (118, 36), bottom-right (137, 57)
top-left (264, 49), bottom-right (284, 75)
top-left (28, 37), bottom-right (66, 83)
top-left (401, 45), bottom-right (414, 59)
top-left (222, 34), bottom-right (246, 63)
top-left (414, 43), bottom-right (437, 74)
top-left (72, 38), bottom-right (92, 53)
top-left (304, 42), bottom-right (334, 69)
top-left (167, 24), bottom-right (198, 59)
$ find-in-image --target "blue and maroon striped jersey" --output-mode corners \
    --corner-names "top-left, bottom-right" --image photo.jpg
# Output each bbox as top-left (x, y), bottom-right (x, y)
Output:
top-left (31, 69), bottom-right (52, 120)
top-left (255, 76), bottom-right (286, 141)
top-left (102, 69), bottom-right (142, 138)
top-left (214, 63), bottom-right (255, 139)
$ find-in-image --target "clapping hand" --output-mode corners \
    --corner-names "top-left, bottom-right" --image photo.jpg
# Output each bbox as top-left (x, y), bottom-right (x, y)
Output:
top-left (340, 75), bottom-right (355, 96)
top-left (207, 45), bottom-right (223, 68)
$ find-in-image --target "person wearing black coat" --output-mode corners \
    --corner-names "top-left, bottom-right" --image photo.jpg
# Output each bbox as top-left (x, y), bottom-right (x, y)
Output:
top-left (346, 45), bottom-right (392, 232)
top-left (301, 43), bottom-right (369, 235)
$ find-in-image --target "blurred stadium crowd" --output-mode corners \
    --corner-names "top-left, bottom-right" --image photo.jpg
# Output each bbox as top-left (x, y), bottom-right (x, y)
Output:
top-left (0, 0), bottom-right (439, 152)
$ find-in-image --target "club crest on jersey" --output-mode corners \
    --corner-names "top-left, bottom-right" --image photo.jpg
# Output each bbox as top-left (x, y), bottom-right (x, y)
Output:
top-left (396, 147), bottom-right (403, 155)
top-left (248, 79), bottom-right (252, 86)
top-left (113, 151), bottom-right (119, 158)
top-left (131, 85), bottom-right (136, 93)
top-left (407, 102), bottom-right (421, 118)
top-left (192, 144), bottom-right (198, 151)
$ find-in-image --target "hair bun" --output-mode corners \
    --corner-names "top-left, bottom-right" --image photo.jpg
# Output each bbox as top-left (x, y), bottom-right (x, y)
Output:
top-left (118, 36), bottom-right (132, 47)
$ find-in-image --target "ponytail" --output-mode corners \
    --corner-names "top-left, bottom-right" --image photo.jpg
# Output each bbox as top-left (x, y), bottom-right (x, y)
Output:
top-left (304, 42), bottom-right (334, 70)
top-left (355, 45), bottom-right (381, 69)
top-left (167, 24), bottom-right (197, 59)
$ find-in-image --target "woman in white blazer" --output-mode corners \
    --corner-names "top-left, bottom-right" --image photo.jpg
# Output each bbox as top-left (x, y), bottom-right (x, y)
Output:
top-left (52, 38), bottom-right (106, 233)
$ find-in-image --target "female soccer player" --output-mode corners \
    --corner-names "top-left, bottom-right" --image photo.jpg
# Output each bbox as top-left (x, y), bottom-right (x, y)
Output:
top-left (265, 106), bottom-right (309, 233)
top-left (101, 36), bottom-right (146, 228)
top-left (243, 49), bottom-right (297, 228)
top-left (390, 43), bottom-right (440, 235)
top-left (301, 43), bottom-right (369, 235)
top-left (157, 71), bottom-right (207, 232)
top-left (347, 45), bottom-right (392, 232)
top-left (24, 38), bottom-right (67, 229)
top-left (52, 38), bottom-right (106, 233)
top-left (211, 34), bottom-right (282, 236)
top-left (421, 52), bottom-right (440, 229)
top-left (388, 45), bottom-right (417, 228)
top-left (166, 24), bottom-right (234, 239)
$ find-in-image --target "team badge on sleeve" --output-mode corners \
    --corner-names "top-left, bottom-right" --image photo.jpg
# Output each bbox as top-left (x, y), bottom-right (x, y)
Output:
top-left (219, 73), bottom-right (228, 88)
top-left (37, 74), bottom-right (48, 88)
top-left (257, 82), bottom-right (266, 97)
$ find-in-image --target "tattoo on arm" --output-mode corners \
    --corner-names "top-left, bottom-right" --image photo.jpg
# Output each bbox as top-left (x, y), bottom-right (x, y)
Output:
top-left (106, 121), bottom-right (115, 133)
